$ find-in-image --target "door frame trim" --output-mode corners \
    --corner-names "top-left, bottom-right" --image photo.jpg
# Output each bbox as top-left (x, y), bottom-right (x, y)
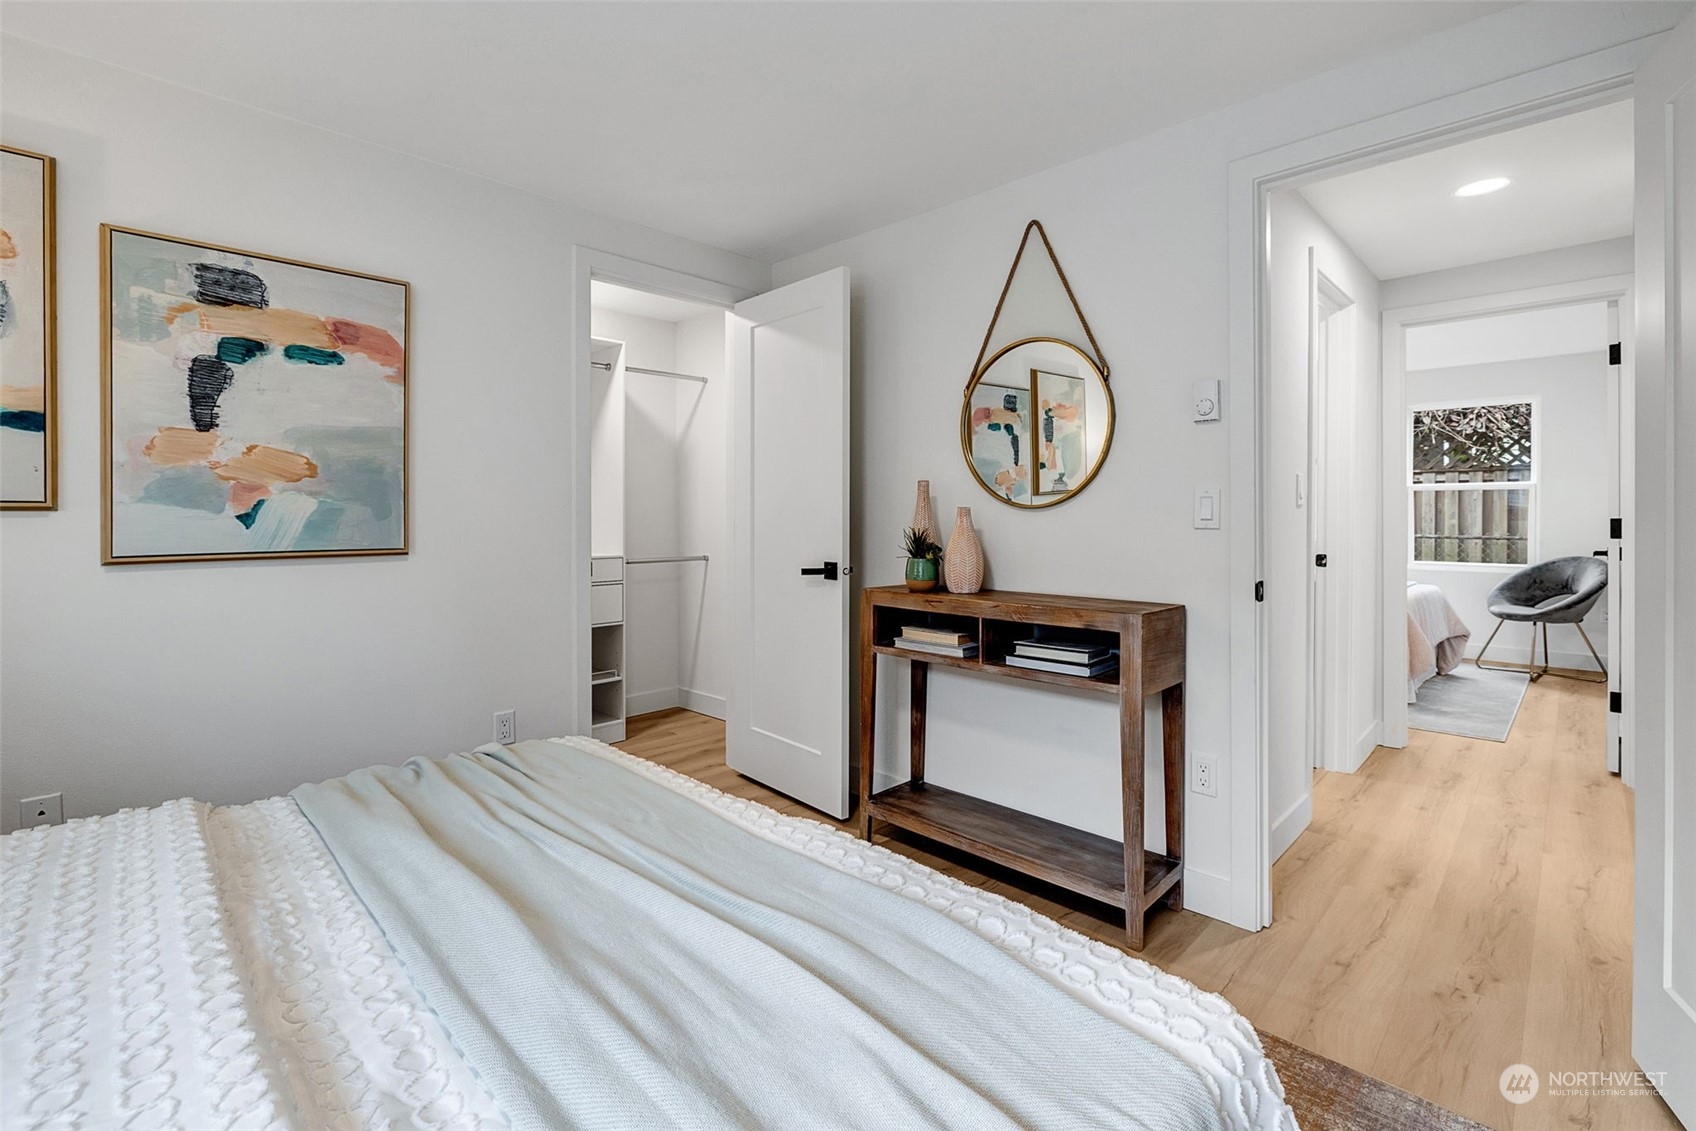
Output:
top-left (1227, 39), bottom-right (1654, 931)
top-left (568, 247), bottom-right (753, 735)
top-left (1307, 264), bottom-right (1356, 776)
top-left (1379, 275), bottom-right (1633, 769)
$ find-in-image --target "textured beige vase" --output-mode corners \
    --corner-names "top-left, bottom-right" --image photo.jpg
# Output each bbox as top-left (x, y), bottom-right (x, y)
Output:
top-left (943, 506), bottom-right (985, 594)
top-left (911, 480), bottom-right (935, 542)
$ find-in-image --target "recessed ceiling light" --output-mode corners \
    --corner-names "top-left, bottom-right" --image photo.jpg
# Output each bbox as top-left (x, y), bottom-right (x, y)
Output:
top-left (1455, 177), bottom-right (1512, 197)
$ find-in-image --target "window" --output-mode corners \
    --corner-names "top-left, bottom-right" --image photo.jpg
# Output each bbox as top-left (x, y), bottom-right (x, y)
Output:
top-left (1410, 401), bottom-right (1533, 565)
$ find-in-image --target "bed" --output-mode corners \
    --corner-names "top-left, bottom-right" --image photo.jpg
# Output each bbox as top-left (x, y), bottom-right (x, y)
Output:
top-left (1, 736), bottom-right (1296, 1131)
top-left (1407, 582), bottom-right (1471, 702)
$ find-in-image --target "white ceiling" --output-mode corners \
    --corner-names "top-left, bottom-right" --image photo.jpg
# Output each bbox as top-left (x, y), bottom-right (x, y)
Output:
top-left (1406, 302), bottom-right (1611, 371)
top-left (2, 1), bottom-right (1521, 262)
top-left (591, 280), bottom-right (720, 324)
top-left (1297, 99), bottom-right (1635, 280)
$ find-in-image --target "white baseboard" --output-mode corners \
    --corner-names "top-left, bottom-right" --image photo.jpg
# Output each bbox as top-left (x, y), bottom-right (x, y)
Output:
top-left (1269, 793), bottom-right (1313, 864)
top-left (1347, 721), bottom-right (1380, 773)
top-left (1464, 641), bottom-right (1606, 674)
top-left (626, 687), bottom-right (681, 717)
top-left (1180, 868), bottom-right (1234, 925)
top-left (680, 688), bottom-right (727, 720)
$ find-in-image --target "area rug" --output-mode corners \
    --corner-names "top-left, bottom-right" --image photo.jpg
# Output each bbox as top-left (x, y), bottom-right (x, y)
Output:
top-left (1408, 662), bottom-right (1528, 742)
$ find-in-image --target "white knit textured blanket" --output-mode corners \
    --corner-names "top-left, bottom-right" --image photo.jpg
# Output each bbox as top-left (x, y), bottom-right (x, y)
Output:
top-left (2, 736), bottom-right (1295, 1131)
top-left (0, 796), bottom-right (506, 1131)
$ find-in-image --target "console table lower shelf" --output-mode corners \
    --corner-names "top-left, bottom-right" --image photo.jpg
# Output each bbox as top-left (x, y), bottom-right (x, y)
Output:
top-left (866, 781), bottom-right (1183, 911)
top-left (857, 586), bottom-right (1188, 950)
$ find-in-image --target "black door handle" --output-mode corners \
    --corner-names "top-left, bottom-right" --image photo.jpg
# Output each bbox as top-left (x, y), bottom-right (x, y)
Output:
top-left (800, 561), bottom-right (840, 581)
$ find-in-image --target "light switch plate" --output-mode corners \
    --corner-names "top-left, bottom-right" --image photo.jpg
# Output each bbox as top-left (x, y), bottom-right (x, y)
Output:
top-left (1192, 379), bottom-right (1222, 423)
top-left (1195, 487), bottom-right (1221, 530)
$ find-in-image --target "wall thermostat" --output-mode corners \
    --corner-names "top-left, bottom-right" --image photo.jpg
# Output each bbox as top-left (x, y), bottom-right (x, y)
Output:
top-left (1192, 379), bottom-right (1222, 423)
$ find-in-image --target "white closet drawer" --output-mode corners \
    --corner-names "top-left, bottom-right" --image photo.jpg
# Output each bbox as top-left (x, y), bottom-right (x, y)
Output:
top-left (590, 556), bottom-right (625, 583)
top-left (590, 583), bottom-right (624, 626)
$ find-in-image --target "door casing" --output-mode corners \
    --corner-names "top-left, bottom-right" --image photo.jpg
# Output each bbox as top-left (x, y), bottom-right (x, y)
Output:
top-left (1227, 39), bottom-right (1658, 931)
top-left (568, 247), bottom-right (752, 737)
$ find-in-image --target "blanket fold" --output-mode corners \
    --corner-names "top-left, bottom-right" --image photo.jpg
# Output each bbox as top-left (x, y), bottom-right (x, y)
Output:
top-left (294, 739), bottom-right (1224, 1131)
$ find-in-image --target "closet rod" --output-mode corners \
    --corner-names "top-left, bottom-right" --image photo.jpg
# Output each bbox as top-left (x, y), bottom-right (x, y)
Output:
top-left (627, 555), bottom-right (710, 565)
top-left (589, 360), bottom-right (709, 384)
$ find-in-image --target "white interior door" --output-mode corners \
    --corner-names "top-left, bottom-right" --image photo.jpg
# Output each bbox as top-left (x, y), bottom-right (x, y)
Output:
top-left (727, 267), bottom-right (851, 818)
top-left (1309, 270), bottom-right (1353, 774)
top-left (1631, 12), bottom-right (1695, 1124)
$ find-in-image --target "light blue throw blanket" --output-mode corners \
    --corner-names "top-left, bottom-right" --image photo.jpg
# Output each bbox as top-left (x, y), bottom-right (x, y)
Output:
top-left (294, 740), bottom-right (1222, 1131)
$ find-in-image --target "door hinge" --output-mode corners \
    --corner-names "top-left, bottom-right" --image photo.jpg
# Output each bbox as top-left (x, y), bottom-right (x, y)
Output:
top-left (1610, 691), bottom-right (1622, 714)
top-left (1609, 342), bottom-right (1622, 366)
top-left (1611, 517), bottom-right (1623, 540)
top-left (1255, 580), bottom-right (1265, 602)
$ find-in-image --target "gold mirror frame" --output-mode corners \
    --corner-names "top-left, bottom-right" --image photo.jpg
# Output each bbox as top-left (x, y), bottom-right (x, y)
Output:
top-left (960, 336), bottom-right (1115, 510)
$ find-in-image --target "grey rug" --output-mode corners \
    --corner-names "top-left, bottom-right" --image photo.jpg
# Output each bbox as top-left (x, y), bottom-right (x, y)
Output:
top-left (1408, 663), bottom-right (1529, 742)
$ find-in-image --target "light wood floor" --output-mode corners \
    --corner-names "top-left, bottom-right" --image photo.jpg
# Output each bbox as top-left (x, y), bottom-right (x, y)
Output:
top-left (618, 677), bottom-right (1677, 1131)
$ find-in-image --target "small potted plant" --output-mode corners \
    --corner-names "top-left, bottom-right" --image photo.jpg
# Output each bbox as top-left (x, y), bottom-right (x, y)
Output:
top-left (901, 526), bottom-right (943, 592)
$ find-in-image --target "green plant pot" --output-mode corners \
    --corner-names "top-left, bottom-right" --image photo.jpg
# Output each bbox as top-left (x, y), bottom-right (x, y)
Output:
top-left (904, 557), bottom-right (939, 592)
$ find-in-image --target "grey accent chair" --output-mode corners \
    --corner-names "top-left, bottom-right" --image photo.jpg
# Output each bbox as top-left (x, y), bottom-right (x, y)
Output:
top-left (1475, 556), bottom-right (1609, 682)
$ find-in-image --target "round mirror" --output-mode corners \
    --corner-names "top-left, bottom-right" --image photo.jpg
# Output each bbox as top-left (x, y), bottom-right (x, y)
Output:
top-left (960, 337), bottom-right (1114, 508)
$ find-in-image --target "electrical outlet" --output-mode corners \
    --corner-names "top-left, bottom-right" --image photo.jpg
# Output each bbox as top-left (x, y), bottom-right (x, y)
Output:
top-left (1192, 759), bottom-right (1217, 798)
top-left (19, 793), bottom-right (63, 829)
top-left (493, 709), bottom-right (516, 745)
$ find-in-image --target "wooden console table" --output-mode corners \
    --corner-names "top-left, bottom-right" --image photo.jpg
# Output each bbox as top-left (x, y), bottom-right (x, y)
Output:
top-left (857, 586), bottom-right (1186, 950)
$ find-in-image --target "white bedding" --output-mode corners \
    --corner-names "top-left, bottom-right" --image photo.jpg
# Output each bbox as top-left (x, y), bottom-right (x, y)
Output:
top-left (1407, 581), bottom-right (1471, 702)
top-left (1, 737), bottom-right (1294, 1131)
top-left (0, 796), bottom-right (505, 1131)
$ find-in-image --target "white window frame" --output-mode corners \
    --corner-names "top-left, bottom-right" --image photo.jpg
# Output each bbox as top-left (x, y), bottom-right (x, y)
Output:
top-left (1406, 393), bottom-right (1540, 573)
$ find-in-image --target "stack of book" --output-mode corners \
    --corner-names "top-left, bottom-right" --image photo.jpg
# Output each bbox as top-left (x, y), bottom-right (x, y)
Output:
top-left (891, 626), bottom-right (978, 658)
top-left (1002, 639), bottom-right (1119, 678)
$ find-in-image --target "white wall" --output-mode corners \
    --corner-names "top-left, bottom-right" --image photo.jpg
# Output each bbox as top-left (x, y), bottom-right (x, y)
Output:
top-left (771, 3), bottom-right (1674, 924)
top-left (1265, 191), bottom-right (1382, 860)
top-left (1405, 303), bottom-right (1611, 371)
top-left (1381, 236), bottom-right (1633, 310)
top-left (0, 36), bottom-right (767, 833)
top-left (1408, 350), bottom-right (1612, 671)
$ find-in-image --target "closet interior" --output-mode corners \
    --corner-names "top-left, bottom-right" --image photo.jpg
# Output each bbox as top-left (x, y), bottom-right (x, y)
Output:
top-left (587, 281), bottom-right (730, 743)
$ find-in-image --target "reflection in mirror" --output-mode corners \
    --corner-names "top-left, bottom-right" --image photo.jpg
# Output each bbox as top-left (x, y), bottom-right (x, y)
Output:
top-left (961, 337), bottom-right (1114, 508)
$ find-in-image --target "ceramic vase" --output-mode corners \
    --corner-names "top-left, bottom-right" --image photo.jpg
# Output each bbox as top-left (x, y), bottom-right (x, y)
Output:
top-left (904, 557), bottom-right (939, 592)
top-left (911, 480), bottom-right (935, 543)
top-left (943, 507), bottom-right (984, 594)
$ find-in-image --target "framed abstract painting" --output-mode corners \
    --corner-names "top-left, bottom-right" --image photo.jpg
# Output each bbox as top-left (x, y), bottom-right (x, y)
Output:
top-left (1, 145), bottom-right (57, 510)
top-left (102, 225), bottom-right (409, 564)
top-left (1032, 367), bottom-right (1087, 496)
top-left (967, 379), bottom-right (1031, 503)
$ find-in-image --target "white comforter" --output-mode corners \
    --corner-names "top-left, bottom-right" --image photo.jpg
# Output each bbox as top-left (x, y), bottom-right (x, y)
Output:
top-left (1, 738), bottom-right (1294, 1131)
top-left (1408, 582), bottom-right (1471, 702)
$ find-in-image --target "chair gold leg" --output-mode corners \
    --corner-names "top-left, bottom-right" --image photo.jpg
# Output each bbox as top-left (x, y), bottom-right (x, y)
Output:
top-left (1549, 622), bottom-right (1610, 683)
top-left (1474, 619), bottom-right (1517, 673)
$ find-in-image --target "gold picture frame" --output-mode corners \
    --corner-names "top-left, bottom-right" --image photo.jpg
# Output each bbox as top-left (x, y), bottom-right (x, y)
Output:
top-left (101, 224), bottom-right (411, 564)
top-left (1, 144), bottom-right (58, 510)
